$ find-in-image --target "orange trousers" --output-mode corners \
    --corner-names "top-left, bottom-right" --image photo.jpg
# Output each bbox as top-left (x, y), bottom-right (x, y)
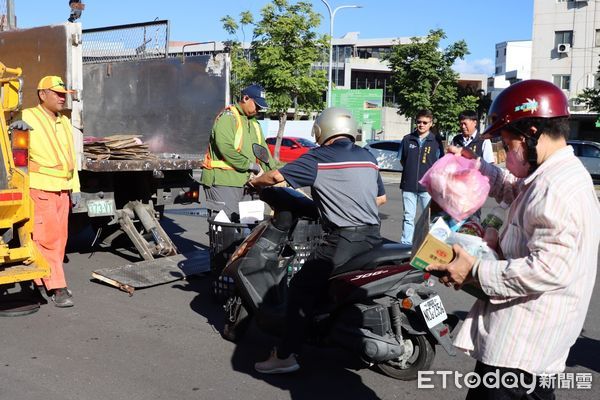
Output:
top-left (31, 188), bottom-right (70, 290)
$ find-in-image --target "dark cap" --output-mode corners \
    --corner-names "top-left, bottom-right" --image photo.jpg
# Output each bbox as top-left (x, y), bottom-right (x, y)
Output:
top-left (241, 84), bottom-right (268, 110)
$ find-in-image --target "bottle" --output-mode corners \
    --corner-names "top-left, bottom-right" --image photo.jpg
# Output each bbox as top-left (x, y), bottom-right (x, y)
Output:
top-left (481, 202), bottom-right (509, 230)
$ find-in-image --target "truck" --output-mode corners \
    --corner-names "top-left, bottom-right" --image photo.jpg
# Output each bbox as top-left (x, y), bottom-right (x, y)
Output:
top-left (0, 62), bottom-right (51, 315)
top-left (0, 18), bottom-right (228, 292)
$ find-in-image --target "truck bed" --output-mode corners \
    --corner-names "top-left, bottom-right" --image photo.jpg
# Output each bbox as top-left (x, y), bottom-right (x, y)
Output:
top-left (82, 155), bottom-right (203, 172)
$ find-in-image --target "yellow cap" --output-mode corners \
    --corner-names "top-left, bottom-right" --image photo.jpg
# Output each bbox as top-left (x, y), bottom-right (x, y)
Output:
top-left (37, 76), bottom-right (74, 93)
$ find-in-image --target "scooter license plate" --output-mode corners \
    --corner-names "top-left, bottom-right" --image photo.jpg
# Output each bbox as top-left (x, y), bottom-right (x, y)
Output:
top-left (419, 295), bottom-right (448, 329)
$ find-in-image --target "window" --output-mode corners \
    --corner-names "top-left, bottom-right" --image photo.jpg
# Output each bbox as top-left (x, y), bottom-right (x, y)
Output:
top-left (281, 138), bottom-right (294, 147)
top-left (495, 66), bottom-right (502, 74)
top-left (296, 138), bottom-right (317, 148)
top-left (369, 141), bottom-right (401, 152)
top-left (265, 138), bottom-right (276, 145)
top-left (496, 50), bottom-right (498, 58)
top-left (580, 144), bottom-right (600, 158)
top-left (553, 74), bottom-right (571, 90)
top-left (554, 30), bottom-right (573, 47)
top-left (596, 29), bottom-right (600, 47)
top-left (504, 48), bottom-right (507, 55)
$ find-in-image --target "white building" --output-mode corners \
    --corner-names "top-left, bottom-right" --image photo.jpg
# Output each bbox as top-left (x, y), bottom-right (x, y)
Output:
top-left (489, 40), bottom-right (532, 98)
top-left (531, 0), bottom-right (600, 114)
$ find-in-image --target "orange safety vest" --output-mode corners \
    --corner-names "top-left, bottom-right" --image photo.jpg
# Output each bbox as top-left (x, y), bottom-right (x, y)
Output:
top-left (203, 105), bottom-right (262, 170)
top-left (24, 106), bottom-right (75, 179)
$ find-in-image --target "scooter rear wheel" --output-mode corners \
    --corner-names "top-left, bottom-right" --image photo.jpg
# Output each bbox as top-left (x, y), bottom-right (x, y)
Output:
top-left (376, 334), bottom-right (435, 381)
top-left (222, 296), bottom-right (251, 342)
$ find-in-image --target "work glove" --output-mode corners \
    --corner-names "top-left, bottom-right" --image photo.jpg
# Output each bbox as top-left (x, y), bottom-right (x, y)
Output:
top-left (71, 192), bottom-right (82, 207)
top-left (248, 162), bottom-right (263, 175)
top-left (9, 120), bottom-right (33, 131)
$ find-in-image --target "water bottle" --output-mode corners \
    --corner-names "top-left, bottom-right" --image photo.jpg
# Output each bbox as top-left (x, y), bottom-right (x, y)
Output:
top-left (481, 202), bottom-right (509, 230)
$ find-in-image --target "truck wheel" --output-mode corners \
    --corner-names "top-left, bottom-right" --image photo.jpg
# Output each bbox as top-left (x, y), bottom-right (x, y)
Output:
top-left (222, 296), bottom-right (251, 342)
top-left (376, 334), bottom-right (435, 381)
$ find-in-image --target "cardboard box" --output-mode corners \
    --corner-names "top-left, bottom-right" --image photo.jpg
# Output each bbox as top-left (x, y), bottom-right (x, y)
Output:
top-left (410, 233), bottom-right (454, 270)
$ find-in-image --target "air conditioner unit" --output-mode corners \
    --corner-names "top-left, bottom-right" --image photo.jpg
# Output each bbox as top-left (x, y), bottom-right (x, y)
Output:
top-left (557, 43), bottom-right (571, 54)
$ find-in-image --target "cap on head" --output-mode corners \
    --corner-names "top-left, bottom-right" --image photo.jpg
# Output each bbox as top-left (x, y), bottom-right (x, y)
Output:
top-left (312, 107), bottom-right (358, 145)
top-left (241, 84), bottom-right (268, 110)
top-left (37, 76), bottom-right (74, 94)
top-left (482, 79), bottom-right (570, 139)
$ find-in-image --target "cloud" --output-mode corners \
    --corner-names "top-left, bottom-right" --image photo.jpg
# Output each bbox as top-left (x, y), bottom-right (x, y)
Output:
top-left (453, 58), bottom-right (494, 76)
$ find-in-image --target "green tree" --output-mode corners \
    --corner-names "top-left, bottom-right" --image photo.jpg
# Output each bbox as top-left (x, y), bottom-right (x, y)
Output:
top-left (221, 14), bottom-right (254, 100)
top-left (385, 29), bottom-right (478, 136)
top-left (222, 0), bottom-right (328, 159)
top-left (576, 61), bottom-right (600, 113)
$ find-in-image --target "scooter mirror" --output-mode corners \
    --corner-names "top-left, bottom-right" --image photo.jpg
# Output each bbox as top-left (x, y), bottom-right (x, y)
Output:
top-left (252, 143), bottom-right (271, 165)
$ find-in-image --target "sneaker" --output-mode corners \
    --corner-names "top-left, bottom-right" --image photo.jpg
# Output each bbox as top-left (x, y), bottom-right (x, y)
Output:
top-left (255, 348), bottom-right (300, 374)
top-left (52, 288), bottom-right (74, 308)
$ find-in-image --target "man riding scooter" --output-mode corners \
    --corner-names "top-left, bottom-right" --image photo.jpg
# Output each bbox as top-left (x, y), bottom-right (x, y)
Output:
top-left (248, 107), bottom-right (387, 374)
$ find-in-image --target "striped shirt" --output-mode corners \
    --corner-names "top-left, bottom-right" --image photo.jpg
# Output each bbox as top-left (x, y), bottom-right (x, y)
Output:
top-left (453, 146), bottom-right (600, 375)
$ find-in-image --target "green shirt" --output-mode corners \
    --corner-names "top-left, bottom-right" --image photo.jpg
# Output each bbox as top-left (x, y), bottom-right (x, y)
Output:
top-left (200, 103), bottom-right (281, 187)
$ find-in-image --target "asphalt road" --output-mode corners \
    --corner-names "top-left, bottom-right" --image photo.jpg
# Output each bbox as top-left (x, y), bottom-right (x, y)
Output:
top-left (1, 179), bottom-right (598, 400)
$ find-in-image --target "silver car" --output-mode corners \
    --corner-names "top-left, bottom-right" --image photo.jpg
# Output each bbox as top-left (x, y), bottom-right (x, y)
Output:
top-left (568, 140), bottom-right (600, 184)
top-left (364, 140), bottom-right (403, 172)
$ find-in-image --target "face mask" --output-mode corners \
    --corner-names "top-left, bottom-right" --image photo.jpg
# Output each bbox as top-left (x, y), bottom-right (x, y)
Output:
top-left (506, 145), bottom-right (530, 178)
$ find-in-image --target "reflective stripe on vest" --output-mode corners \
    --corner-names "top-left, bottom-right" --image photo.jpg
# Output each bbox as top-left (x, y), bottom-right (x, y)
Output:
top-left (25, 106), bottom-right (75, 178)
top-left (203, 105), bottom-right (262, 170)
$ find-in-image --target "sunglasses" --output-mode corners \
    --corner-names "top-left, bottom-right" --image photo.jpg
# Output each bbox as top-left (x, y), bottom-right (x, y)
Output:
top-left (416, 120), bottom-right (431, 125)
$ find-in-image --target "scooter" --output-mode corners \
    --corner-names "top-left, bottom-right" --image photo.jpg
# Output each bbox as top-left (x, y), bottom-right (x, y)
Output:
top-left (220, 144), bottom-right (457, 381)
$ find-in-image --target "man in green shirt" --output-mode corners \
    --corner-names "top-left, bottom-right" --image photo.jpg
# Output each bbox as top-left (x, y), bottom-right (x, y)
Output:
top-left (200, 84), bottom-right (278, 220)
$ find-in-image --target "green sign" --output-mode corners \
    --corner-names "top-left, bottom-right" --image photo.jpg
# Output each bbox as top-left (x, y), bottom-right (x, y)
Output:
top-left (331, 89), bottom-right (383, 140)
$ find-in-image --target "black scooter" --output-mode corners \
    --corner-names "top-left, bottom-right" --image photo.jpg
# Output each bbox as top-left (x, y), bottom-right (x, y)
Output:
top-left (220, 144), bottom-right (456, 380)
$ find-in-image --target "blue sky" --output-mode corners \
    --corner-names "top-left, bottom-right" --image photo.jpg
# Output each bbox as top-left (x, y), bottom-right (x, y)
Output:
top-left (14, 0), bottom-right (533, 75)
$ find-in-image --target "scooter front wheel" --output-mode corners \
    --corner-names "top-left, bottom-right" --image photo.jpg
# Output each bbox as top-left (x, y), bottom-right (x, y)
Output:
top-left (222, 295), bottom-right (252, 342)
top-left (376, 334), bottom-right (435, 381)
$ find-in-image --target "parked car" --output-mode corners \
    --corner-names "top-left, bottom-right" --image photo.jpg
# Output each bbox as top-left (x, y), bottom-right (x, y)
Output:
top-left (265, 136), bottom-right (317, 162)
top-left (363, 140), bottom-right (403, 172)
top-left (568, 140), bottom-right (600, 184)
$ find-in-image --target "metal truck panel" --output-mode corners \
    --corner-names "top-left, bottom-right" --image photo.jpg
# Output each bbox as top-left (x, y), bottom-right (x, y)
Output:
top-left (82, 54), bottom-right (229, 158)
top-left (0, 23), bottom-right (85, 168)
top-left (0, 23), bottom-right (82, 111)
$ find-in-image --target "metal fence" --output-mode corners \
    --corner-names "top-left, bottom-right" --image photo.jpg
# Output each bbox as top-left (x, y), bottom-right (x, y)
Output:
top-left (82, 20), bottom-right (169, 64)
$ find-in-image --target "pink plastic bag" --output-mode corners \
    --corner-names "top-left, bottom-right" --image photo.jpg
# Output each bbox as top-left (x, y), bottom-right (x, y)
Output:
top-left (419, 154), bottom-right (490, 221)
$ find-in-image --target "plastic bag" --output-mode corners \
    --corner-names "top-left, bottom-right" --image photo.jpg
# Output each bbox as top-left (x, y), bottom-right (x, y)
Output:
top-left (419, 154), bottom-right (490, 221)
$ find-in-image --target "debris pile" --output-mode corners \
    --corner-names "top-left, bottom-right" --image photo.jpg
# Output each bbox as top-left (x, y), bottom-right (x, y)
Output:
top-left (83, 135), bottom-right (156, 160)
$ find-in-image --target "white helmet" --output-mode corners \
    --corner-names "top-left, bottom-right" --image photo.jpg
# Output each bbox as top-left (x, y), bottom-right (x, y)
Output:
top-left (312, 107), bottom-right (358, 145)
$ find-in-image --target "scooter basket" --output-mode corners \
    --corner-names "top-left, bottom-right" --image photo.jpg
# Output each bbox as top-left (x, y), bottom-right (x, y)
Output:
top-left (287, 219), bottom-right (323, 279)
top-left (208, 217), bottom-right (255, 302)
top-left (208, 217), bottom-right (255, 273)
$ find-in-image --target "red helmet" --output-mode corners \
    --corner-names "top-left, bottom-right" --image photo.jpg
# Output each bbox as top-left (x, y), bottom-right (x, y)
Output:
top-left (482, 79), bottom-right (570, 139)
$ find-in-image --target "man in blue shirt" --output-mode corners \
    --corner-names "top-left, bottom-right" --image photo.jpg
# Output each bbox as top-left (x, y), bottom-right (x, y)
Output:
top-left (399, 109), bottom-right (444, 245)
top-left (248, 107), bottom-right (386, 374)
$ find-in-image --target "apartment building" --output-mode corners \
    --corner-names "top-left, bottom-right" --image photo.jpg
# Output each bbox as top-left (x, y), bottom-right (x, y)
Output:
top-left (531, 0), bottom-right (600, 138)
top-left (489, 40), bottom-right (532, 98)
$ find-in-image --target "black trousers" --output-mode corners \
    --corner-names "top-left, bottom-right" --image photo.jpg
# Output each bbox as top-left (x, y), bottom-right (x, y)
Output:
top-left (465, 361), bottom-right (556, 400)
top-left (278, 225), bottom-right (382, 358)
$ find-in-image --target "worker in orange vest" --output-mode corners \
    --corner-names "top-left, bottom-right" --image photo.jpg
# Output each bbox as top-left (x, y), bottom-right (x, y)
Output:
top-left (200, 84), bottom-right (279, 220)
top-left (10, 76), bottom-right (80, 307)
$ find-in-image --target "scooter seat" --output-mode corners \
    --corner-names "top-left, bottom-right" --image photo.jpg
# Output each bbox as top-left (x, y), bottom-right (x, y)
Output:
top-left (334, 243), bottom-right (412, 276)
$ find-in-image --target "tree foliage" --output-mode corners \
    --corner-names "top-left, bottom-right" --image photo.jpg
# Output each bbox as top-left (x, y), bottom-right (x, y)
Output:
top-left (222, 0), bottom-right (328, 159)
top-left (385, 29), bottom-right (478, 136)
top-left (576, 60), bottom-right (600, 113)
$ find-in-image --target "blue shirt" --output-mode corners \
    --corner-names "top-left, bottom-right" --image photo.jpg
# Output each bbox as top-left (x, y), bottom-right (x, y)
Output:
top-left (279, 138), bottom-right (384, 228)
